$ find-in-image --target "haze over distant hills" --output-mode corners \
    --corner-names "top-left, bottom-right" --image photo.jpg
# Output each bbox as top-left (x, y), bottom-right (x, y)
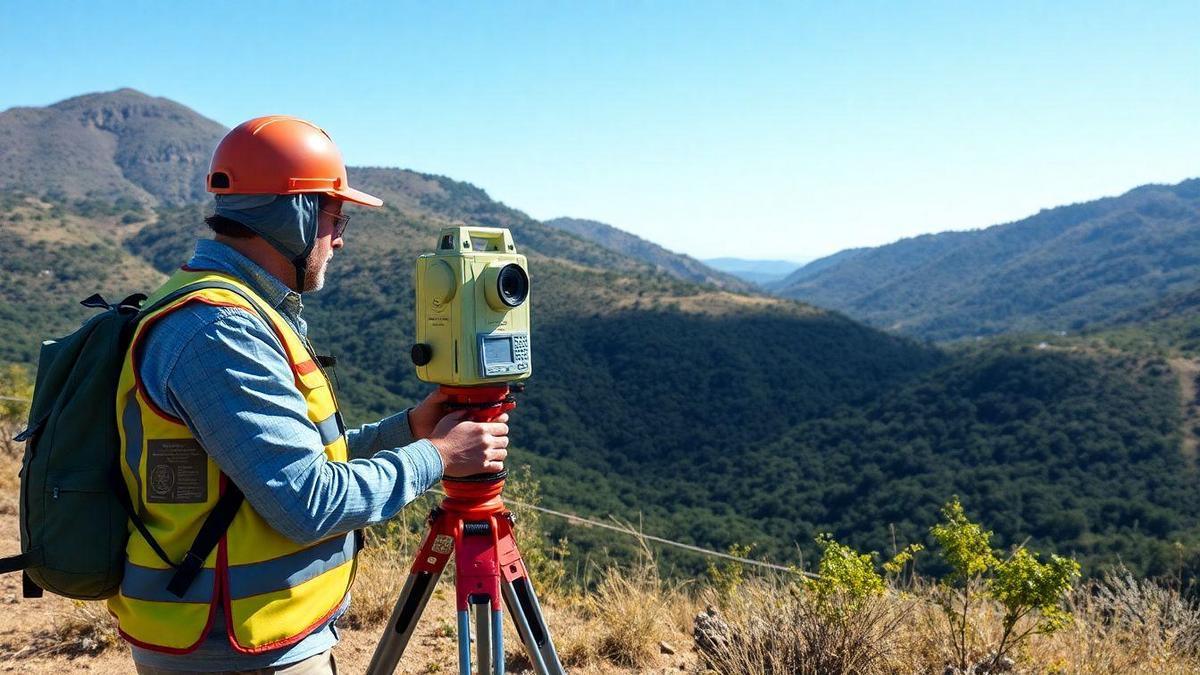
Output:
top-left (3, 89), bottom-right (1200, 578)
top-left (772, 180), bottom-right (1200, 341)
top-left (704, 257), bottom-right (806, 286)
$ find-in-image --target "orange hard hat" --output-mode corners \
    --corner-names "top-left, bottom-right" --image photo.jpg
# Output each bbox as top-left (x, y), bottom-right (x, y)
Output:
top-left (206, 116), bottom-right (382, 207)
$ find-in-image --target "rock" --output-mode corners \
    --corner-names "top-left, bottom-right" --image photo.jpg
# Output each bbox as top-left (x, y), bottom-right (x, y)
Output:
top-left (659, 640), bottom-right (676, 655)
top-left (693, 606), bottom-right (729, 658)
top-left (972, 653), bottom-right (1016, 673)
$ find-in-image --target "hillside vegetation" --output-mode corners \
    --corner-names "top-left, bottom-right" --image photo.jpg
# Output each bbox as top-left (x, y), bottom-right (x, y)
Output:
top-left (3, 89), bottom-right (1200, 583)
top-left (775, 180), bottom-right (1200, 341)
top-left (6, 190), bottom-right (1199, 582)
top-left (0, 193), bottom-right (165, 364)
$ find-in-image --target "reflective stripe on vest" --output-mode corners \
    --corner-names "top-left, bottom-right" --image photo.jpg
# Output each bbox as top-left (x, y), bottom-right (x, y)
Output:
top-left (107, 269), bottom-right (357, 654)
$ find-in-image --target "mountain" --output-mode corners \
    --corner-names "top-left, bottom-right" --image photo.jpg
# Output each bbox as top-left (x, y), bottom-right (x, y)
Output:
top-left (0, 89), bottom-right (225, 206)
top-left (773, 180), bottom-right (1200, 341)
top-left (543, 217), bottom-right (754, 291)
top-left (703, 257), bottom-right (806, 286)
top-left (766, 248), bottom-right (868, 289)
top-left (2, 89), bottom-right (1198, 578)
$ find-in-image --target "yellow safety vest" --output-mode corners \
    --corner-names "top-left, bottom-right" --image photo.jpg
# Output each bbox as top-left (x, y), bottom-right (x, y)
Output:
top-left (107, 269), bottom-right (357, 654)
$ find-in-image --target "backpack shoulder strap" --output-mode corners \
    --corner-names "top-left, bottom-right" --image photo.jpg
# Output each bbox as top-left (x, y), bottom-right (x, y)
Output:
top-left (136, 279), bottom-right (278, 325)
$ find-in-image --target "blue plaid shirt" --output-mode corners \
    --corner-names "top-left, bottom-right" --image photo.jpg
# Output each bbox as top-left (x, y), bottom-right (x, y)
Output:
top-left (130, 239), bottom-right (444, 671)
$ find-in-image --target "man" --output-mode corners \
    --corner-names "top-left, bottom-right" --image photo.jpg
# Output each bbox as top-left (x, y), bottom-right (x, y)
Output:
top-left (107, 116), bottom-right (509, 673)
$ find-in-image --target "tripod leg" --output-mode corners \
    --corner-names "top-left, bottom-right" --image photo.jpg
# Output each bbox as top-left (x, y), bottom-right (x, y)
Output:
top-left (502, 577), bottom-right (565, 675)
top-left (468, 597), bottom-right (508, 675)
top-left (492, 605), bottom-right (505, 675)
top-left (457, 610), bottom-right (472, 675)
top-left (367, 571), bottom-right (442, 675)
top-left (493, 515), bottom-right (564, 675)
top-left (474, 599), bottom-right (492, 674)
top-left (368, 511), bottom-right (456, 675)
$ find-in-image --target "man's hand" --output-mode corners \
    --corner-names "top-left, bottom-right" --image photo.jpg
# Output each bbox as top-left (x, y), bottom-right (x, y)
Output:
top-left (408, 388), bottom-right (452, 439)
top-left (428, 411), bottom-right (510, 477)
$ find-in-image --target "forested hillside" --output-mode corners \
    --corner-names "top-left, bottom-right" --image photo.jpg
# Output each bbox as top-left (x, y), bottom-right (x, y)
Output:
top-left (774, 180), bottom-right (1200, 341)
top-left (6, 190), bottom-right (1198, 578)
top-left (741, 344), bottom-right (1194, 576)
top-left (3, 89), bottom-right (1200, 579)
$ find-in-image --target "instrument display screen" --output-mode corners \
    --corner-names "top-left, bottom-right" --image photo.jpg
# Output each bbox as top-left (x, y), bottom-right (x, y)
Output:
top-left (478, 332), bottom-right (530, 378)
top-left (483, 336), bottom-right (514, 364)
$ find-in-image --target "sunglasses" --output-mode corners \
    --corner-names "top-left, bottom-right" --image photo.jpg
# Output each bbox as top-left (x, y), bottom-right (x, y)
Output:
top-left (321, 208), bottom-right (352, 239)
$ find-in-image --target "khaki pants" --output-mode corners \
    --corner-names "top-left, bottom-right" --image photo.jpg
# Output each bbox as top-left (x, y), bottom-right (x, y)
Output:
top-left (134, 649), bottom-right (336, 675)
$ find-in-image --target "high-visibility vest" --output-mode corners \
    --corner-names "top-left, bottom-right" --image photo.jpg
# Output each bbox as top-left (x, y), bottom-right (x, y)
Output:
top-left (107, 269), bottom-right (357, 654)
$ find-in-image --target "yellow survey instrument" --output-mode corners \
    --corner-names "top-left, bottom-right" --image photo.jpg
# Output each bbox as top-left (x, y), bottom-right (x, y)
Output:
top-left (411, 226), bottom-right (531, 386)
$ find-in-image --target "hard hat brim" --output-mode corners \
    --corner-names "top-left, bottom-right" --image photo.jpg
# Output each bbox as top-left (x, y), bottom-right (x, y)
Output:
top-left (330, 185), bottom-right (384, 207)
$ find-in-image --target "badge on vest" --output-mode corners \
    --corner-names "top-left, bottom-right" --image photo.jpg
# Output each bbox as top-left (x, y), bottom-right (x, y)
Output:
top-left (147, 439), bottom-right (209, 503)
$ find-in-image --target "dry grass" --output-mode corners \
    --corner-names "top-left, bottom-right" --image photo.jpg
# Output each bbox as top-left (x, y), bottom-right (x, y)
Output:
top-left (341, 517), bottom-right (427, 629)
top-left (0, 441), bottom-right (21, 516)
top-left (48, 600), bottom-right (122, 655)
top-left (1033, 571), bottom-right (1200, 673)
top-left (499, 545), bottom-right (696, 672)
top-left (587, 562), bottom-right (689, 666)
top-left (697, 579), bottom-right (913, 674)
top-left (898, 579), bottom-right (1013, 673)
top-left (0, 420), bottom-right (25, 463)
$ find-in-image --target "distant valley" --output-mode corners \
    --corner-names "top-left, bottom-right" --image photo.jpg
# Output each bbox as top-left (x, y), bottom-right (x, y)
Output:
top-left (703, 257), bottom-right (807, 286)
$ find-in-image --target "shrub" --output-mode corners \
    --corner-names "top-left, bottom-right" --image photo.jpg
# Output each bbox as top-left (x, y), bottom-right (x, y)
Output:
top-left (931, 497), bottom-right (1080, 672)
top-left (503, 466), bottom-right (570, 596)
top-left (705, 543), bottom-right (752, 601)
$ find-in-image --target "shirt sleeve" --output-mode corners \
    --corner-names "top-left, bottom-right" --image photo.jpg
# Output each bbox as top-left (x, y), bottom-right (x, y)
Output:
top-left (346, 409), bottom-right (417, 460)
top-left (141, 304), bottom-right (444, 544)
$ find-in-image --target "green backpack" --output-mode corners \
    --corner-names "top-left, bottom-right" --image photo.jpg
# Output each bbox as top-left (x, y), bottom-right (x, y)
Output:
top-left (0, 285), bottom-right (253, 600)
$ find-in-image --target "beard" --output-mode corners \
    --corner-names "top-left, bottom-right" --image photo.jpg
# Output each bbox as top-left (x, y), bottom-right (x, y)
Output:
top-left (302, 250), bottom-right (332, 292)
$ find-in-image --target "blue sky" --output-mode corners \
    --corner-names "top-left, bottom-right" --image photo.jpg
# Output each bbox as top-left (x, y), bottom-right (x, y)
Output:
top-left (2, 1), bottom-right (1198, 261)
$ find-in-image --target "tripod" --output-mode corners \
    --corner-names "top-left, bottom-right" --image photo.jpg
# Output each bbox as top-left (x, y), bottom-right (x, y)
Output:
top-left (367, 385), bottom-right (565, 675)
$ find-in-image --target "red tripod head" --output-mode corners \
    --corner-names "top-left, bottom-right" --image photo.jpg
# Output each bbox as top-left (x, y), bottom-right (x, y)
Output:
top-left (438, 384), bottom-right (516, 423)
top-left (438, 384), bottom-right (516, 513)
